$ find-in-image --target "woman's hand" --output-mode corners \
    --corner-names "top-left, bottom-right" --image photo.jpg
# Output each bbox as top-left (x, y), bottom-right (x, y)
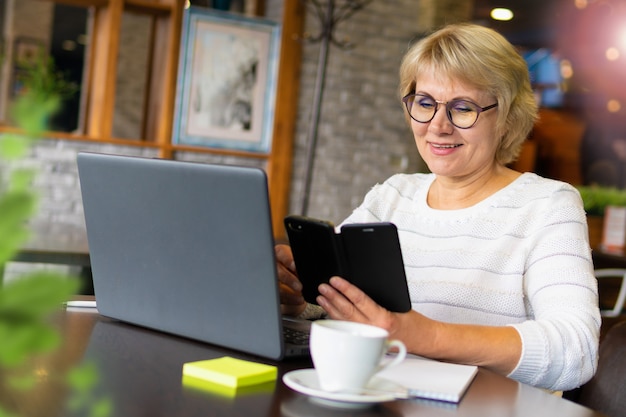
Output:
top-left (316, 276), bottom-right (397, 333)
top-left (275, 244), bottom-right (307, 316)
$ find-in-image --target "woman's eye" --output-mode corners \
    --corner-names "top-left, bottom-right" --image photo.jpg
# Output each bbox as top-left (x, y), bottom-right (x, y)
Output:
top-left (418, 99), bottom-right (436, 109)
top-left (451, 101), bottom-right (475, 113)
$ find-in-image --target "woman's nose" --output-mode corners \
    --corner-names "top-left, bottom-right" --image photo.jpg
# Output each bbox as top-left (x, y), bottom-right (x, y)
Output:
top-left (428, 107), bottom-right (454, 134)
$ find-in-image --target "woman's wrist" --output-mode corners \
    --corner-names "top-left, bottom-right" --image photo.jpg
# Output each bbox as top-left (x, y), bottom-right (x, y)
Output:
top-left (295, 303), bottom-right (327, 320)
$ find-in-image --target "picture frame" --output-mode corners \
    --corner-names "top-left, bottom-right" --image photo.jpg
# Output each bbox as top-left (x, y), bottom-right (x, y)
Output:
top-left (14, 37), bottom-right (45, 68)
top-left (172, 7), bottom-right (281, 153)
top-left (11, 37), bottom-right (45, 97)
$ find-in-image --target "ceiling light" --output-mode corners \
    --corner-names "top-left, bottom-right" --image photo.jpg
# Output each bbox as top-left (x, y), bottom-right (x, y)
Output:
top-left (491, 8), bottom-right (514, 21)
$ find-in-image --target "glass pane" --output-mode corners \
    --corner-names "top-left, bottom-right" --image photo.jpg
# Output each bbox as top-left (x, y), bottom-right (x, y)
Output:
top-left (0, 0), bottom-right (89, 133)
top-left (112, 11), bottom-right (152, 140)
top-left (50, 3), bottom-right (89, 132)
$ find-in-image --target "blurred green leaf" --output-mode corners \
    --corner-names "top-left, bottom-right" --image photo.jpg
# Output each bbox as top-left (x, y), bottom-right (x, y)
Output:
top-left (0, 144), bottom-right (37, 269)
top-left (0, 52), bottom-right (109, 417)
top-left (66, 362), bottom-right (99, 392)
top-left (0, 406), bottom-right (19, 417)
top-left (11, 94), bottom-right (59, 135)
top-left (8, 169), bottom-right (36, 192)
top-left (6, 374), bottom-right (37, 391)
top-left (0, 190), bottom-right (36, 221)
top-left (0, 320), bottom-right (60, 366)
top-left (67, 363), bottom-right (113, 417)
top-left (0, 190), bottom-right (37, 264)
top-left (91, 397), bottom-right (113, 417)
top-left (0, 274), bottom-right (78, 366)
top-left (0, 273), bottom-right (79, 319)
top-left (0, 134), bottom-right (31, 160)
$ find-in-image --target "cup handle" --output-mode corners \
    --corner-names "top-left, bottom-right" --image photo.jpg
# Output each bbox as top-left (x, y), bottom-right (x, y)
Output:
top-left (377, 339), bottom-right (407, 372)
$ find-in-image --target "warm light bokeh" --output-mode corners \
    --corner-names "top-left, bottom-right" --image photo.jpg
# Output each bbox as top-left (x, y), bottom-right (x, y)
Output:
top-left (491, 8), bottom-right (514, 21)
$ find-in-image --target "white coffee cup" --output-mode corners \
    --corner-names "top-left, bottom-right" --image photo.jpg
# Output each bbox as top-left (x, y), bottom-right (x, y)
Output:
top-left (309, 320), bottom-right (407, 393)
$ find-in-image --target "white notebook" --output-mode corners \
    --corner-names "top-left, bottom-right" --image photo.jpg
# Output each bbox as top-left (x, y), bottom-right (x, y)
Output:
top-left (377, 355), bottom-right (478, 403)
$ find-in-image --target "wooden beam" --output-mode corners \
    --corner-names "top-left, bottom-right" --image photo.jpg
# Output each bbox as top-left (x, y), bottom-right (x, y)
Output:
top-left (267, 0), bottom-right (305, 239)
top-left (85, 0), bottom-right (123, 138)
top-left (154, 0), bottom-right (185, 159)
top-left (253, 0), bottom-right (266, 16)
top-left (124, 0), bottom-right (172, 14)
top-left (35, 0), bottom-right (108, 6)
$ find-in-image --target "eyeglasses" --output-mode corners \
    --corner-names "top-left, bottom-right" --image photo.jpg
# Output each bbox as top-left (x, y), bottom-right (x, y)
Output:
top-left (402, 93), bottom-right (498, 129)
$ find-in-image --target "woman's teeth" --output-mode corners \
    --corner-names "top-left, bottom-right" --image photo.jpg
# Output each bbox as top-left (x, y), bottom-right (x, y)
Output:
top-left (432, 143), bottom-right (461, 149)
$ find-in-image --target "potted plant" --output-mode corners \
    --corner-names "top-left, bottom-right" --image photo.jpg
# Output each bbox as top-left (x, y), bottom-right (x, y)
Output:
top-left (576, 185), bottom-right (626, 248)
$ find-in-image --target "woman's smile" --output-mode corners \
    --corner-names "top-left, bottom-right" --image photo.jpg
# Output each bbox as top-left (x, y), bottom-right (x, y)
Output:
top-left (430, 142), bottom-right (463, 149)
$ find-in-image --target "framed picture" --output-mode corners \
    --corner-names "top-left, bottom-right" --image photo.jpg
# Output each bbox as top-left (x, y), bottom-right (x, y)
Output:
top-left (11, 37), bottom-right (46, 97)
top-left (172, 7), bottom-right (281, 153)
top-left (14, 37), bottom-right (45, 67)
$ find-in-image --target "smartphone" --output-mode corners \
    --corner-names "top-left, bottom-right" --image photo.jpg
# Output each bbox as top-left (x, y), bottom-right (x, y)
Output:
top-left (340, 223), bottom-right (412, 313)
top-left (284, 215), bottom-right (345, 304)
top-left (284, 215), bottom-right (412, 313)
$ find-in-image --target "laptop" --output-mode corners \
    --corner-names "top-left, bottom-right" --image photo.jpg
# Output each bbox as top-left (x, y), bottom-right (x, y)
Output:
top-left (76, 152), bottom-right (310, 360)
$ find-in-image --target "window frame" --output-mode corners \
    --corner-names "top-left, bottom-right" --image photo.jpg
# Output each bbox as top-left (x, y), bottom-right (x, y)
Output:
top-left (4, 0), bottom-right (303, 238)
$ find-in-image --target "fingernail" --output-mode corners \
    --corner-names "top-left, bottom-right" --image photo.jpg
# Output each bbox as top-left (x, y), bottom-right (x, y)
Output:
top-left (316, 295), bottom-right (326, 307)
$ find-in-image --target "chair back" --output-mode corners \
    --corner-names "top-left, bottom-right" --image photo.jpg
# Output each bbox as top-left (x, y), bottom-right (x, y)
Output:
top-left (595, 268), bottom-right (626, 317)
top-left (576, 320), bottom-right (626, 417)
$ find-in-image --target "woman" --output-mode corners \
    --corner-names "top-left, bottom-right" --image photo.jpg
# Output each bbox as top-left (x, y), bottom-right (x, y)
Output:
top-left (276, 23), bottom-right (599, 392)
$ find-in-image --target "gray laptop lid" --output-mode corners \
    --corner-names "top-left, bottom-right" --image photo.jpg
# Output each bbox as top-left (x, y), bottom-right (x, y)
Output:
top-left (77, 152), bottom-right (292, 360)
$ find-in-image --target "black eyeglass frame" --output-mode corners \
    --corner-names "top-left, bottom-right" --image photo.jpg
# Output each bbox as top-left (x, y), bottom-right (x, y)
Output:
top-left (402, 93), bottom-right (498, 129)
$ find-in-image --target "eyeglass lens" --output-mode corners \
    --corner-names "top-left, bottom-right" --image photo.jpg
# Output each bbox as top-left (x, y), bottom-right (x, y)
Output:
top-left (404, 94), bottom-right (485, 129)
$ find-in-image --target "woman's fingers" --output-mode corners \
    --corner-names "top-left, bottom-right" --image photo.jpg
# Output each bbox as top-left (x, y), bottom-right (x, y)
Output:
top-left (317, 276), bottom-right (395, 330)
top-left (316, 277), bottom-right (371, 320)
top-left (275, 244), bottom-right (302, 293)
top-left (275, 244), bottom-right (306, 316)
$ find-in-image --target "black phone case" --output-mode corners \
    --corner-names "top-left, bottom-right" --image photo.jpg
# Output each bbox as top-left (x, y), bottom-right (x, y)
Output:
top-left (284, 215), bottom-right (345, 305)
top-left (284, 215), bottom-right (411, 312)
top-left (340, 223), bottom-right (412, 313)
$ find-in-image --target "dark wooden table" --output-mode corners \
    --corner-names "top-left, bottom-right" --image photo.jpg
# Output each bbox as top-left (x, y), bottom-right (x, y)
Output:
top-left (0, 302), bottom-right (605, 417)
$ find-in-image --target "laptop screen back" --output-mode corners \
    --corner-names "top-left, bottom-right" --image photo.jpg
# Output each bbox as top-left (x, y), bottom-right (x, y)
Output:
top-left (77, 152), bottom-right (286, 359)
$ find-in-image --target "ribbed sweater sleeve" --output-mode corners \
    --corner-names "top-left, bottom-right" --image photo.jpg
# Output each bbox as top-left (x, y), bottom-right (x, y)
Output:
top-left (341, 172), bottom-right (600, 391)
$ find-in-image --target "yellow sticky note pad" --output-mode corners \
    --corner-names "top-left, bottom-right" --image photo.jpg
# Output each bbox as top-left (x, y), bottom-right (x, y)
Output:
top-left (182, 375), bottom-right (276, 398)
top-left (182, 356), bottom-right (277, 389)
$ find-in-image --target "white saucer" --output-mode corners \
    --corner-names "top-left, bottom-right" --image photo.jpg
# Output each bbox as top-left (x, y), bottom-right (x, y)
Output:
top-left (282, 369), bottom-right (406, 408)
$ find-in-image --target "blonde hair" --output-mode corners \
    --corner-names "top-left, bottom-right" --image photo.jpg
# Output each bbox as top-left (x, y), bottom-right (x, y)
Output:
top-left (399, 23), bottom-right (538, 165)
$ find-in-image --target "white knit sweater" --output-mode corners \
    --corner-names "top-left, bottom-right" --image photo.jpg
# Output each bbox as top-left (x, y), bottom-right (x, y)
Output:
top-left (340, 172), bottom-right (600, 391)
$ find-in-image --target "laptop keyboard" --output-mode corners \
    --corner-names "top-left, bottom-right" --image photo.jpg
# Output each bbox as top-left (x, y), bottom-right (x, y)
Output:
top-left (284, 327), bottom-right (310, 346)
